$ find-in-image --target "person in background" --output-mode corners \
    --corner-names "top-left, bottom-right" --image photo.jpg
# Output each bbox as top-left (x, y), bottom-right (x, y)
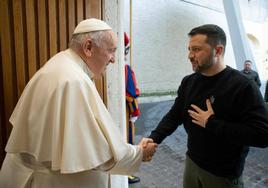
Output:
top-left (148, 24), bottom-right (268, 188)
top-left (124, 32), bottom-right (142, 184)
top-left (0, 18), bottom-right (157, 188)
top-left (240, 60), bottom-right (261, 88)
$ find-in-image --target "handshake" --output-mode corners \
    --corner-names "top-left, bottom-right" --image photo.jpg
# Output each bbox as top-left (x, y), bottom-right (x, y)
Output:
top-left (138, 138), bottom-right (158, 162)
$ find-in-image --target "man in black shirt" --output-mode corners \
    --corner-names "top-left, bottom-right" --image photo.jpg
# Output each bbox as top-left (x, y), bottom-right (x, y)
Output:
top-left (240, 60), bottom-right (261, 88)
top-left (149, 24), bottom-right (268, 188)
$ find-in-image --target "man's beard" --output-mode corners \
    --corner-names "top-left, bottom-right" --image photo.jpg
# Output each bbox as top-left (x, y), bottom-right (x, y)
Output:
top-left (194, 54), bottom-right (214, 73)
top-left (195, 60), bottom-right (213, 73)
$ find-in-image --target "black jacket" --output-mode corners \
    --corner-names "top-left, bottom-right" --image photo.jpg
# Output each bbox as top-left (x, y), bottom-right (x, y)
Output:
top-left (240, 69), bottom-right (261, 88)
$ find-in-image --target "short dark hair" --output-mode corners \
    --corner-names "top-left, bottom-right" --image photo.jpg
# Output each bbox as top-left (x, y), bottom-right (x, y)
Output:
top-left (244, 60), bottom-right (252, 64)
top-left (188, 24), bottom-right (226, 49)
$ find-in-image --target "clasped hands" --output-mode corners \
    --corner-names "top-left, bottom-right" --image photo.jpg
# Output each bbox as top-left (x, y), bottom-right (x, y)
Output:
top-left (187, 99), bottom-right (215, 128)
top-left (138, 138), bottom-right (157, 162)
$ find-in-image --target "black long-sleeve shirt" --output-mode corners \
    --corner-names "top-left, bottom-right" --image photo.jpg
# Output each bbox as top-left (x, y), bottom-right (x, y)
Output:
top-left (149, 66), bottom-right (268, 178)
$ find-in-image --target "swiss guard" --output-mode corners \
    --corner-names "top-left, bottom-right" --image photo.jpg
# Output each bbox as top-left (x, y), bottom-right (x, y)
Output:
top-left (124, 32), bottom-right (141, 184)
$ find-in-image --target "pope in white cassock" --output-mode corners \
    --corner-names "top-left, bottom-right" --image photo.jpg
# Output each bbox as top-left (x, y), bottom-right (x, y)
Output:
top-left (0, 18), bottom-right (157, 188)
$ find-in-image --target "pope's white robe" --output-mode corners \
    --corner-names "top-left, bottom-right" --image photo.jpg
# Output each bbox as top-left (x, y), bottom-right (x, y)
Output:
top-left (0, 49), bottom-right (142, 188)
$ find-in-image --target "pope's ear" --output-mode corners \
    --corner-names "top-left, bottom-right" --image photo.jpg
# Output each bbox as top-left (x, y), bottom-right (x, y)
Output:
top-left (83, 39), bottom-right (93, 56)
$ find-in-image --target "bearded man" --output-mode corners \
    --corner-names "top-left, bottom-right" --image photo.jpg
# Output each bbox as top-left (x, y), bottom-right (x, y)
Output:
top-left (148, 24), bottom-right (268, 188)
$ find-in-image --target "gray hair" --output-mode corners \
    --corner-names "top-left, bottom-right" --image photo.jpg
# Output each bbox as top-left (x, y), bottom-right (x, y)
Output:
top-left (69, 30), bottom-right (107, 50)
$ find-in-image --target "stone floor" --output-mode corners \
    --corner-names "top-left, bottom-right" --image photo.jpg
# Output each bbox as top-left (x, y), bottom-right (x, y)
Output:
top-left (130, 100), bottom-right (268, 188)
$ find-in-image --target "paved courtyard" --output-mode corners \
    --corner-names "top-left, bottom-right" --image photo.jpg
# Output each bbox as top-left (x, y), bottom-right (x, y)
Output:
top-left (130, 100), bottom-right (268, 188)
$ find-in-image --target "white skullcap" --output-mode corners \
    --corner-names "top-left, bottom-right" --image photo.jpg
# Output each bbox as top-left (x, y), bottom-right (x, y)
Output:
top-left (73, 18), bottom-right (112, 34)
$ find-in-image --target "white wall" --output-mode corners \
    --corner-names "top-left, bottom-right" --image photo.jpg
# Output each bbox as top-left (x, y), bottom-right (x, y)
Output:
top-left (130, 0), bottom-right (235, 95)
top-left (244, 21), bottom-right (268, 94)
top-left (125, 0), bottom-right (268, 97)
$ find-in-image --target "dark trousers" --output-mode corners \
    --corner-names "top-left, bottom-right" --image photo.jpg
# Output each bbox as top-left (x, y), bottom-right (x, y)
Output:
top-left (183, 156), bottom-right (244, 188)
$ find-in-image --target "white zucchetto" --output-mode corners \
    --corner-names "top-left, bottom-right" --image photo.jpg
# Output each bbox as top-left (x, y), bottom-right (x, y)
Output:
top-left (73, 18), bottom-right (112, 34)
